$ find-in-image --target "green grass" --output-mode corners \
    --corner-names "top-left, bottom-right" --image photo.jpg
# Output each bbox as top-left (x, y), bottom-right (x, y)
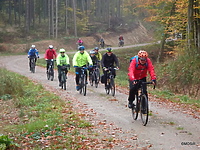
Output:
top-left (0, 68), bottom-right (113, 149)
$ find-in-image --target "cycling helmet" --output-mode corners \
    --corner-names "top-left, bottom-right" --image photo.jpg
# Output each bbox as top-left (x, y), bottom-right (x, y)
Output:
top-left (31, 45), bottom-right (36, 48)
top-left (106, 47), bottom-right (112, 52)
top-left (138, 50), bottom-right (148, 58)
top-left (79, 46), bottom-right (85, 50)
top-left (59, 48), bottom-right (65, 53)
top-left (90, 50), bottom-right (95, 54)
top-left (49, 45), bottom-right (53, 49)
top-left (94, 47), bottom-right (99, 50)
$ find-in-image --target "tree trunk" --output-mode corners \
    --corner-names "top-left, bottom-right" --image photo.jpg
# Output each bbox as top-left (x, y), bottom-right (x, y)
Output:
top-left (187, 0), bottom-right (194, 55)
top-left (72, 0), bottom-right (77, 37)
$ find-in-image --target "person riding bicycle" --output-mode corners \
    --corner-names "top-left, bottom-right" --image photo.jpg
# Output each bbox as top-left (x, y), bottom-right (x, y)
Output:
top-left (119, 35), bottom-right (124, 43)
top-left (56, 49), bottom-right (70, 87)
top-left (101, 48), bottom-right (119, 89)
top-left (94, 47), bottom-right (102, 61)
top-left (88, 50), bottom-right (99, 79)
top-left (127, 50), bottom-right (156, 108)
top-left (27, 45), bottom-right (39, 71)
top-left (99, 37), bottom-right (105, 48)
top-left (76, 38), bottom-right (83, 46)
top-left (44, 45), bottom-right (57, 73)
top-left (72, 46), bottom-right (93, 91)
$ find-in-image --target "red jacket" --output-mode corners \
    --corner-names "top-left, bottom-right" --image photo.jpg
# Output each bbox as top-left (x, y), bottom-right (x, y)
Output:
top-left (44, 49), bottom-right (57, 59)
top-left (128, 57), bottom-right (156, 81)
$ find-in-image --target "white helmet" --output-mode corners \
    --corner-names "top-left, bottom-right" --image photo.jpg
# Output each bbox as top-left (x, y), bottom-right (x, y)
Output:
top-left (49, 45), bottom-right (53, 49)
top-left (31, 45), bottom-right (36, 48)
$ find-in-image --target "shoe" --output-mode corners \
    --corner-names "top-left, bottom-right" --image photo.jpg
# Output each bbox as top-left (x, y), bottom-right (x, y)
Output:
top-left (76, 85), bottom-right (80, 91)
top-left (128, 103), bottom-right (133, 108)
top-left (59, 82), bottom-right (61, 87)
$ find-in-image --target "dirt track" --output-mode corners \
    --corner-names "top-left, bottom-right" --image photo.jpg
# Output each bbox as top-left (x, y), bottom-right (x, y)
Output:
top-left (0, 54), bottom-right (199, 150)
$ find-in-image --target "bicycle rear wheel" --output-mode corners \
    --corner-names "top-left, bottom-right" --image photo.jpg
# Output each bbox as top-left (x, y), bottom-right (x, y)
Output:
top-left (110, 78), bottom-right (115, 96)
top-left (132, 95), bottom-right (139, 120)
top-left (140, 94), bottom-right (149, 126)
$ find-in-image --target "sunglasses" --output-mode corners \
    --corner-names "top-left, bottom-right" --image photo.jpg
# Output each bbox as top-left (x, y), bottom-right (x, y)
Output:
top-left (139, 58), bottom-right (147, 61)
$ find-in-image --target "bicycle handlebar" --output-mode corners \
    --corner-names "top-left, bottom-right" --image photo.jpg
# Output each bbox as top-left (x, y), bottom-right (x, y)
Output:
top-left (135, 80), bottom-right (156, 89)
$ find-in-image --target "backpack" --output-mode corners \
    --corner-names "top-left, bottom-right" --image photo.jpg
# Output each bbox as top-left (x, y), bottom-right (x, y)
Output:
top-left (130, 55), bottom-right (148, 68)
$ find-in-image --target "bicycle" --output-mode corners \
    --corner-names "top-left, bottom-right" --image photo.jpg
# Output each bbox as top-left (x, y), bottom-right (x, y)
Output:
top-left (131, 80), bottom-right (155, 126)
top-left (60, 65), bottom-right (70, 90)
top-left (89, 65), bottom-right (100, 88)
top-left (47, 59), bottom-right (54, 81)
top-left (78, 67), bottom-right (88, 96)
top-left (104, 67), bottom-right (118, 96)
top-left (29, 57), bottom-right (36, 73)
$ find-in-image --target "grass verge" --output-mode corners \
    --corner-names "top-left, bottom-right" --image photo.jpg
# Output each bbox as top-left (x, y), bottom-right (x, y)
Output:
top-left (0, 68), bottom-right (114, 149)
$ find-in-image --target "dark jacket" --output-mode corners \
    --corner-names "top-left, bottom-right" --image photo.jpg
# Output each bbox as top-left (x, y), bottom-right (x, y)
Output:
top-left (101, 53), bottom-right (119, 68)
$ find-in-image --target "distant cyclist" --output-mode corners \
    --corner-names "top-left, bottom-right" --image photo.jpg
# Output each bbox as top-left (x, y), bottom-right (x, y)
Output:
top-left (72, 46), bottom-right (93, 91)
top-left (101, 48), bottom-right (119, 89)
top-left (118, 35), bottom-right (124, 46)
top-left (44, 45), bottom-right (57, 73)
top-left (56, 49), bottom-right (70, 87)
top-left (127, 50), bottom-right (156, 108)
top-left (27, 45), bottom-right (39, 71)
top-left (76, 38), bottom-right (83, 46)
top-left (99, 37), bottom-right (105, 48)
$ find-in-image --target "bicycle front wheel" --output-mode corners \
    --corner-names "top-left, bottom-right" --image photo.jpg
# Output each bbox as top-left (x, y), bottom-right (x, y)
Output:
top-left (110, 78), bottom-right (115, 96)
top-left (30, 59), bottom-right (35, 73)
top-left (132, 95), bottom-right (139, 120)
top-left (95, 69), bottom-right (100, 88)
top-left (50, 68), bottom-right (54, 81)
top-left (61, 72), bottom-right (66, 90)
top-left (140, 94), bottom-right (149, 126)
top-left (47, 68), bottom-right (51, 80)
top-left (83, 74), bottom-right (87, 96)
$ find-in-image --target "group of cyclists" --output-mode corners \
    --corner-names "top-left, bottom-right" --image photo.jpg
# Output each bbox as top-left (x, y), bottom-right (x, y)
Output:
top-left (27, 40), bottom-right (156, 108)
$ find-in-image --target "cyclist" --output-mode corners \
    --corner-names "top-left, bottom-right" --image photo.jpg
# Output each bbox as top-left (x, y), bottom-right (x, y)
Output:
top-left (56, 49), bottom-right (70, 87)
top-left (99, 37), bottom-right (105, 48)
top-left (119, 35), bottom-right (124, 46)
top-left (127, 50), bottom-right (156, 108)
top-left (27, 45), bottom-right (39, 71)
top-left (101, 48), bottom-right (119, 89)
top-left (94, 47), bottom-right (102, 61)
top-left (44, 45), bottom-right (57, 73)
top-left (88, 50), bottom-right (99, 79)
top-left (76, 38), bottom-right (83, 46)
top-left (72, 46), bottom-right (93, 91)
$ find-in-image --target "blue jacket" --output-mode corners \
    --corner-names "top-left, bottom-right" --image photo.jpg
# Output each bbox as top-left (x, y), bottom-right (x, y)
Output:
top-left (28, 48), bottom-right (39, 57)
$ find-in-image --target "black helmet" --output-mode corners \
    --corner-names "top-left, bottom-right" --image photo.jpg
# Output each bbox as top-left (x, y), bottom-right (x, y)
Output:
top-left (106, 47), bottom-right (112, 52)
